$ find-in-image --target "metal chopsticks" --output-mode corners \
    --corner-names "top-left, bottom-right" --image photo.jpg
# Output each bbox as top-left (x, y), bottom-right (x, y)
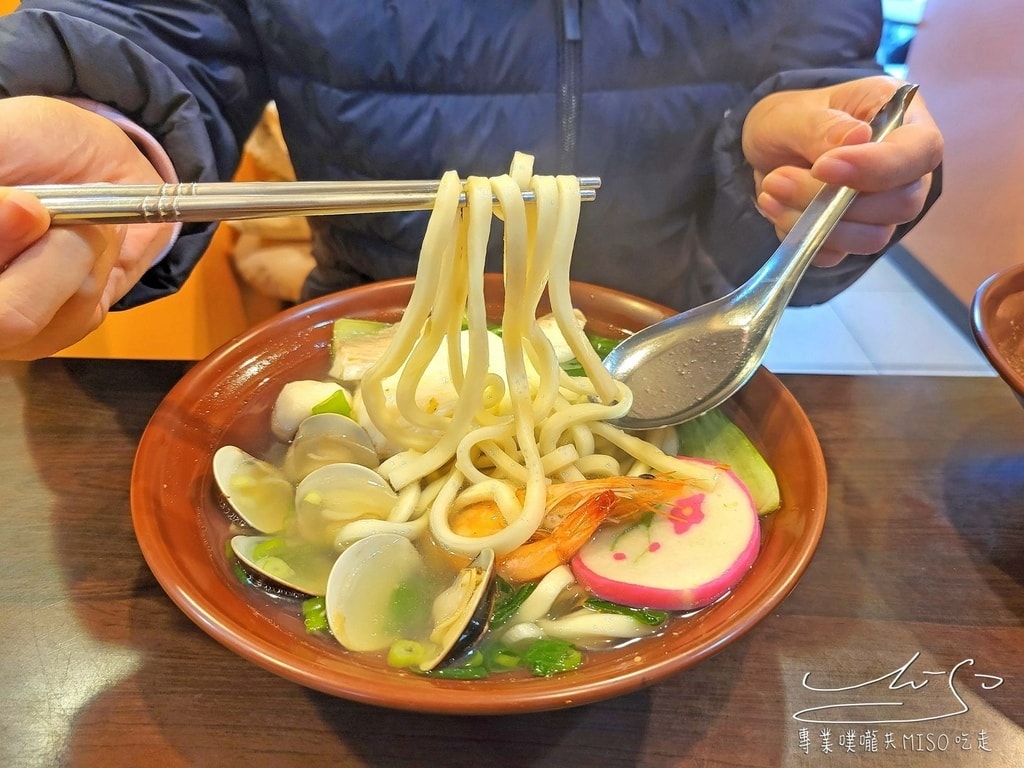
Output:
top-left (15, 177), bottom-right (601, 225)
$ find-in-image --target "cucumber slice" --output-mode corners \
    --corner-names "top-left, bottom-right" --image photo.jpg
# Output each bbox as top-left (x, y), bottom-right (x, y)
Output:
top-left (676, 408), bottom-right (781, 514)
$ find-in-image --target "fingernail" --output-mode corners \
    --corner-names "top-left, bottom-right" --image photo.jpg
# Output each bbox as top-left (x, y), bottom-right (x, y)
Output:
top-left (756, 191), bottom-right (783, 219)
top-left (0, 191), bottom-right (46, 240)
top-left (761, 173), bottom-right (797, 201)
top-left (826, 120), bottom-right (862, 146)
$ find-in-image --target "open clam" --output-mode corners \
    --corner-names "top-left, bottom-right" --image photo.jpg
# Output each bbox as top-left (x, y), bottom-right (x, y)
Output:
top-left (212, 445), bottom-right (293, 534)
top-left (229, 534), bottom-right (337, 596)
top-left (325, 533), bottom-right (428, 653)
top-left (324, 533), bottom-right (497, 671)
top-left (294, 462), bottom-right (398, 546)
top-left (420, 548), bottom-right (497, 671)
top-left (283, 412), bottom-right (379, 482)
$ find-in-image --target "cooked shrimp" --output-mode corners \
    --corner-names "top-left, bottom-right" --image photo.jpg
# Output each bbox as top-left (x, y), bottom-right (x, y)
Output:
top-left (449, 499), bottom-right (506, 538)
top-left (451, 476), bottom-right (710, 581)
top-left (540, 475), bottom-right (711, 528)
top-left (498, 490), bottom-right (617, 583)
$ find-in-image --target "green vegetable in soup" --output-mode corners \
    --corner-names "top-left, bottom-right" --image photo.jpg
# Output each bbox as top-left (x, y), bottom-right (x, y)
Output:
top-left (491, 579), bottom-right (537, 627)
top-left (521, 638), bottom-right (583, 677)
top-left (311, 389), bottom-right (352, 417)
top-left (675, 407), bottom-right (781, 514)
top-left (331, 318), bottom-right (391, 345)
top-left (583, 598), bottom-right (668, 627)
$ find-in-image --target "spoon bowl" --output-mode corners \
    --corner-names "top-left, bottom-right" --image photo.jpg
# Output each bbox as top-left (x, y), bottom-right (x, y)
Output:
top-left (603, 83), bottom-right (919, 430)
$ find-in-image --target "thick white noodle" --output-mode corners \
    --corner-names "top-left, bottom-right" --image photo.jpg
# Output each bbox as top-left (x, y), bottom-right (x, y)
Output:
top-left (358, 171), bottom-right (462, 450)
top-left (384, 177), bottom-right (496, 490)
top-left (354, 155), bottom-right (717, 558)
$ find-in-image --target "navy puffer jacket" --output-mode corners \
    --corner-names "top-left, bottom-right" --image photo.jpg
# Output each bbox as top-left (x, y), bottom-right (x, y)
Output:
top-left (0, 1), bottom-right (930, 311)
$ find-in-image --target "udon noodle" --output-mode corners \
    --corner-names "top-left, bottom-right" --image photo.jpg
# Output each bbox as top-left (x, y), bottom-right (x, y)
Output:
top-left (355, 153), bottom-right (716, 558)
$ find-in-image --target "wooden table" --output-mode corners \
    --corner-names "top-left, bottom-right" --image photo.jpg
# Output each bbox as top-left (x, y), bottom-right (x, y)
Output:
top-left (2, 359), bottom-right (1022, 767)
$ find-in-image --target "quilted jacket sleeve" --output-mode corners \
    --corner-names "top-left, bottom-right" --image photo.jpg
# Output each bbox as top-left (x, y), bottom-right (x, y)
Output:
top-left (703, 1), bottom-right (941, 306)
top-left (0, 1), bottom-right (270, 308)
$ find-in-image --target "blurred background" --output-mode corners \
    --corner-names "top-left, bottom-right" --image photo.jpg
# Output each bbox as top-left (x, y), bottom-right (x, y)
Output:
top-left (0, 0), bottom-right (1013, 377)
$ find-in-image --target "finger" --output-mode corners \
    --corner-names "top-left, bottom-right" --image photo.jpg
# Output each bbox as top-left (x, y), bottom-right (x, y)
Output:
top-left (761, 168), bottom-right (929, 226)
top-left (810, 118), bottom-right (944, 191)
top-left (811, 248), bottom-right (850, 268)
top-left (0, 225), bottom-right (116, 355)
top-left (743, 92), bottom-right (875, 174)
top-left (757, 191), bottom-right (898, 256)
top-left (0, 189), bottom-right (51, 269)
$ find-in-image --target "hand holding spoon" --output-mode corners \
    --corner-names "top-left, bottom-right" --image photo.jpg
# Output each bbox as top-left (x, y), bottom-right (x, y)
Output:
top-left (602, 83), bottom-right (919, 430)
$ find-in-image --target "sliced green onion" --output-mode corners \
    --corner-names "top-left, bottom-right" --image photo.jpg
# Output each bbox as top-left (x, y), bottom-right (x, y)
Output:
top-left (485, 646), bottom-right (521, 672)
top-left (254, 555), bottom-right (294, 581)
top-left (332, 318), bottom-right (391, 343)
top-left (387, 639), bottom-right (426, 669)
top-left (301, 596), bottom-right (329, 633)
top-left (250, 537), bottom-right (286, 561)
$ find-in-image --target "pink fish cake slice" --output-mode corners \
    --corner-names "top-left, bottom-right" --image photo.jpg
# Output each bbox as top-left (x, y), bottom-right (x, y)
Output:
top-left (571, 466), bottom-right (761, 611)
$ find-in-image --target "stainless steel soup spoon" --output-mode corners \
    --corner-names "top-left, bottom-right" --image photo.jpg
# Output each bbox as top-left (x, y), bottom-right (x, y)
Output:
top-left (602, 83), bottom-right (919, 430)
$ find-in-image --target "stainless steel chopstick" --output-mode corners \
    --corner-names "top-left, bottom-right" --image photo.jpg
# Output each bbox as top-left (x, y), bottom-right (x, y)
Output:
top-left (16, 177), bottom-right (601, 225)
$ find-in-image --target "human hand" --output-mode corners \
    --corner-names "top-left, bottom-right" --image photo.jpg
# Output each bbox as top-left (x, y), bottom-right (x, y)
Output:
top-left (0, 96), bottom-right (174, 360)
top-left (741, 76), bottom-right (943, 266)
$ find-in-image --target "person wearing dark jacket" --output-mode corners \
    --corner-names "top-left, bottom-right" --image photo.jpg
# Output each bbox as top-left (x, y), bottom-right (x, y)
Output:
top-left (0, 1), bottom-right (943, 360)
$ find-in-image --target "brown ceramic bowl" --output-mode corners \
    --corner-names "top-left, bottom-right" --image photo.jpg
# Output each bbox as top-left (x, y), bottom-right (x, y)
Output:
top-left (131, 276), bottom-right (827, 715)
top-left (971, 263), bottom-right (1024, 407)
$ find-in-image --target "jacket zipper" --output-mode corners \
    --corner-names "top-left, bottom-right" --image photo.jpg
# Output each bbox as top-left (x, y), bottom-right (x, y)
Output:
top-left (558, 0), bottom-right (582, 172)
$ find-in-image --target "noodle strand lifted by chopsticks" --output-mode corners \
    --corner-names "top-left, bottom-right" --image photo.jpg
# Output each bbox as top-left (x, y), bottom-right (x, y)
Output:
top-left (357, 153), bottom-right (717, 557)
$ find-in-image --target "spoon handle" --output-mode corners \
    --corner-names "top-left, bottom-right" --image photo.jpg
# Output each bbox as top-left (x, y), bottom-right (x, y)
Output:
top-left (742, 83), bottom-right (919, 319)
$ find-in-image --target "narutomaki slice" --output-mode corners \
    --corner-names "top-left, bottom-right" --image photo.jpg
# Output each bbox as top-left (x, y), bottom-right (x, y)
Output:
top-left (571, 465), bottom-right (761, 611)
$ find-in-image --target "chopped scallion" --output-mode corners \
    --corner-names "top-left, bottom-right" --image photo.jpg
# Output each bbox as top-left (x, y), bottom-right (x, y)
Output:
top-left (301, 596), bottom-right (329, 633)
top-left (387, 639), bottom-right (426, 669)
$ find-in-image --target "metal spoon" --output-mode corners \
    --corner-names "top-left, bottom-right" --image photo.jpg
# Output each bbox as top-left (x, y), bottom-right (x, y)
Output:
top-left (602, 83), bottom-right (919, 430)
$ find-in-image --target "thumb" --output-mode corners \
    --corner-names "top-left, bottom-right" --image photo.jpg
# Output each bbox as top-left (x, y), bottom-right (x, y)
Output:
top-left (743, 94), bottom-right (873, 174)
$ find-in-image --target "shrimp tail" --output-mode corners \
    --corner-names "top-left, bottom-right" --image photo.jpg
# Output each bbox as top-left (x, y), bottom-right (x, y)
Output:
top-left (498, 490), bottom-right (616, 583)
top-left (543, 475), bottom-right (706, 527)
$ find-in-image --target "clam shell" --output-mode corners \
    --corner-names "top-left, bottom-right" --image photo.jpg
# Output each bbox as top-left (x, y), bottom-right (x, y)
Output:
top-left (283, 412), bottom-right (379, 482)
top-left (212, 445), bottom-right (293, 533)
top-left (325, 533), bottom-right (426, 652)
top-left (420, 548), bottom-right (497, 671)
top-left (294, 463), bottom-right (397, 546)
top-left (230, 534), bottom-right (336, 596)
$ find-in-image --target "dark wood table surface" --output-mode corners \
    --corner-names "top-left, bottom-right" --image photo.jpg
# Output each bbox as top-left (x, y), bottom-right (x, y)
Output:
top-left (1, 358), bottom-right (1022, 767)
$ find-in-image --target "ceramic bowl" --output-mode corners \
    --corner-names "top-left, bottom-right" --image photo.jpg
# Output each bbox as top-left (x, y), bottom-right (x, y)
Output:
top-left (131, 276), bottom-right (828, 714)
top-left (971, 263), bottom-right (1024, 407)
